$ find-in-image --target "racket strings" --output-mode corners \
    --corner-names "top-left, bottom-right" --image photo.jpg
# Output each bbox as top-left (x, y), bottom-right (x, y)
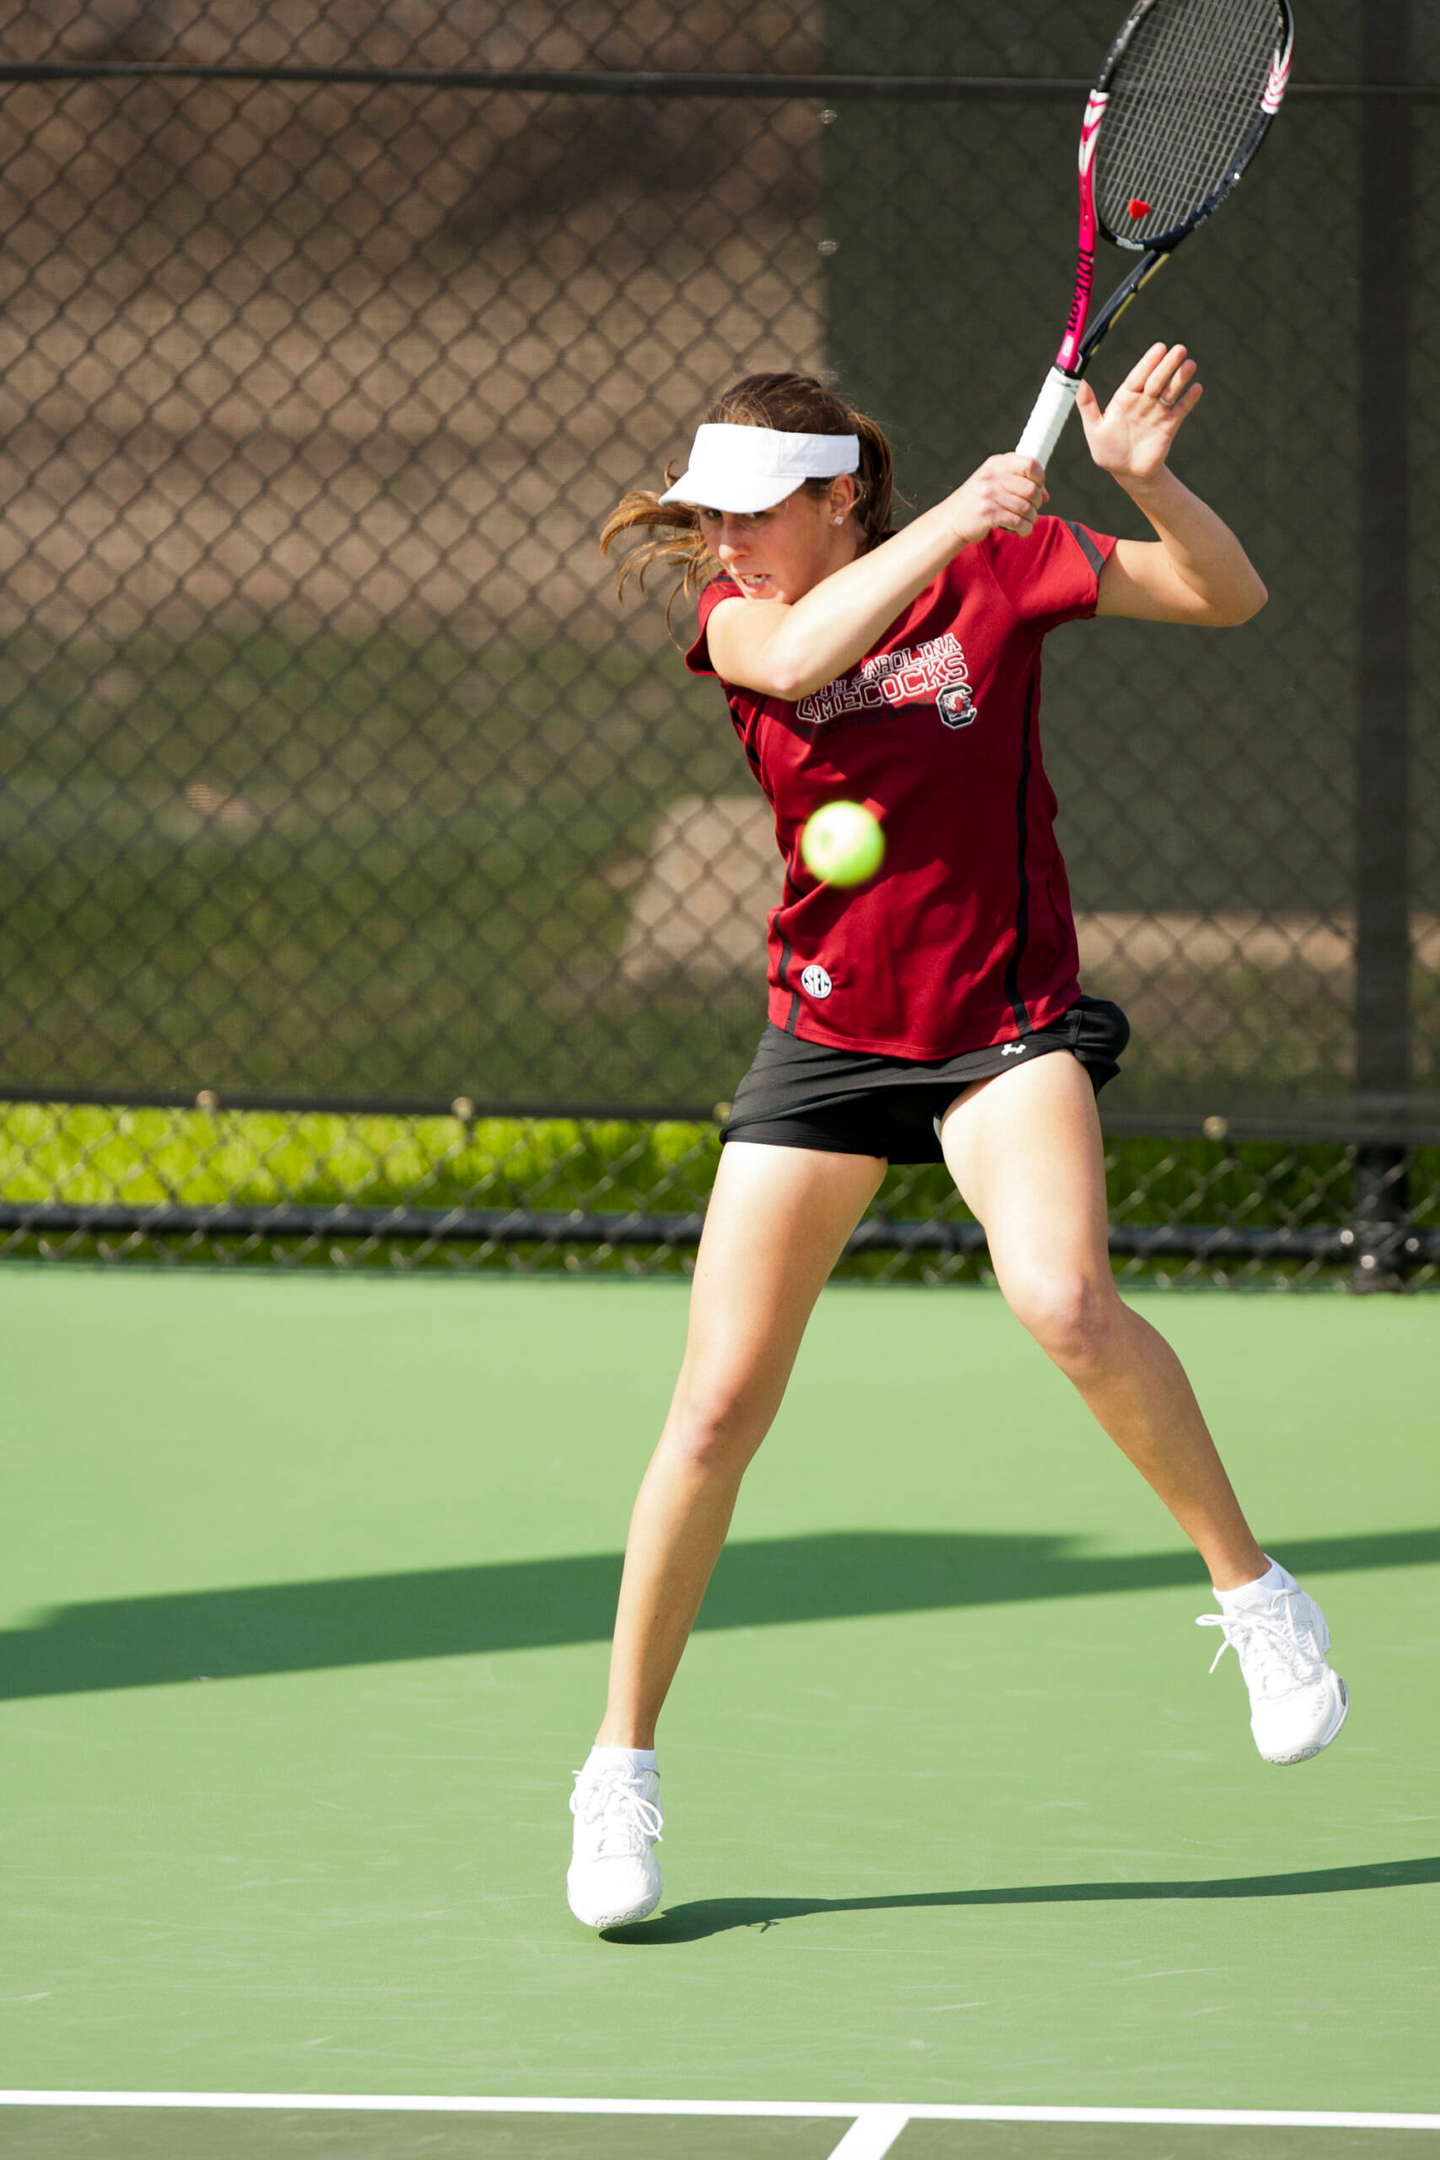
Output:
top-left (1095, 0), bottom-right (1285, 247)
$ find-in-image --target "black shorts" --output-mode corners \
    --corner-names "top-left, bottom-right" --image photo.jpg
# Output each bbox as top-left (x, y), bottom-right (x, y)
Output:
top-left (720, 996), bottom-right (1130, 1164)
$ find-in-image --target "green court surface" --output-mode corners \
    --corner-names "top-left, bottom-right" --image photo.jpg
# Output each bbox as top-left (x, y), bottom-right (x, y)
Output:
top-left (1, 2106), bottom-right (1438, 2159)
top-left (2, 1267), bottom-right (1438, 2157)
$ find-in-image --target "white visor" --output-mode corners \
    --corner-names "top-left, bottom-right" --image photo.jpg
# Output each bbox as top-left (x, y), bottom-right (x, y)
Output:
top-left (658, 423), bottom-right (860, 514)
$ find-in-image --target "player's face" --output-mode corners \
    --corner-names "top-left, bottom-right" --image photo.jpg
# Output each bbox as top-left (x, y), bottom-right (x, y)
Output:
top-left (694, 481), bottom-right (855, 603)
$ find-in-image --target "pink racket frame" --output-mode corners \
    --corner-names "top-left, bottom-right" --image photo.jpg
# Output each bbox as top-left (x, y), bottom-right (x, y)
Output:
top-left (1016, 1), bottom-right (1294, 469)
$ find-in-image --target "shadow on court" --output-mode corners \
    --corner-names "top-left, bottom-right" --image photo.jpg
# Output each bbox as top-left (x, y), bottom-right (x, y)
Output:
top-left (3, 1526), bottom-right (1437, 1700)
top-left (602, 1854), bottom-right (1440, 1944)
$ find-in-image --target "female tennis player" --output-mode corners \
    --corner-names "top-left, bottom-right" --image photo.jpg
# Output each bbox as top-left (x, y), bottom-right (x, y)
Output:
top-left (567, 352), bottom-right (1347, 1930)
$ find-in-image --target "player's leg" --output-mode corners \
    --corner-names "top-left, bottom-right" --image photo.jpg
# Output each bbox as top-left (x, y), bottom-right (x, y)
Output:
top-left (937, 1050), bottom-right (1346, 1763)
top-left (598, 1137), bottom-right (885, 1749)
top-left (939, 1051), bottom-right (1260, 1583)
top-left (569, 1138), bottom-right (884, 1926)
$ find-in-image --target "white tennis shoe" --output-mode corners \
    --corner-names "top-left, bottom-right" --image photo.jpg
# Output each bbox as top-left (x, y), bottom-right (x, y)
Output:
top-left (567, 1757), bottom-right (663, 1928)
top-left (1197, 1580), bottom-right (1348, 1765)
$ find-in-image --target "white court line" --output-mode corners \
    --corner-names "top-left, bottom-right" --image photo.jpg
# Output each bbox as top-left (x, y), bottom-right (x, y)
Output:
top-left (2, 2093), bottom-right (1439, 2131)
top-left (827, 2106), bottom-right (911, 2157)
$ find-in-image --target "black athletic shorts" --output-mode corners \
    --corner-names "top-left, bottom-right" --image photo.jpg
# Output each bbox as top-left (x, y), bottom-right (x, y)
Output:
top-left (720, 995), bottom-right (1130, 1164)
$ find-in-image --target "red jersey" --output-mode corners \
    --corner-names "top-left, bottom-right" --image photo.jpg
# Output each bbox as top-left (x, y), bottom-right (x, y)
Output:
top-left (685, 515), bottom-right (1117, 1058)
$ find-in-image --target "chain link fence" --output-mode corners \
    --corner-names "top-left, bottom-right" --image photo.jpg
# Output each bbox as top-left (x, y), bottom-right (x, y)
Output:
top-left (0, 0), bottom-right (1437, 1283)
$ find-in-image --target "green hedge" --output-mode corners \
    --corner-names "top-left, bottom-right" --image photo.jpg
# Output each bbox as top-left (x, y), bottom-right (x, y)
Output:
top-left (3, 1103), bottom-right (1433, 1287)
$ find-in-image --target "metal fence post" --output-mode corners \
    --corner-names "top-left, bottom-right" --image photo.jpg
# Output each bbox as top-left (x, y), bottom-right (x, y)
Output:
top-left (1351, 0), bottom-right (1413, 1288)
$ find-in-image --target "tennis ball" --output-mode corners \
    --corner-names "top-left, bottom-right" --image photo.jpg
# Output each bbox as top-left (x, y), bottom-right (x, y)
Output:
top-left (800, 800), bottom-right (884, 887)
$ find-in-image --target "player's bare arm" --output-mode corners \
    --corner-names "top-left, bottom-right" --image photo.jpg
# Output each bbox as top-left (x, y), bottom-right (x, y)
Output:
top-left (1085, 343), bottom-right (1268, 627)
top-left (704, 454), bottom-right (1048, 701)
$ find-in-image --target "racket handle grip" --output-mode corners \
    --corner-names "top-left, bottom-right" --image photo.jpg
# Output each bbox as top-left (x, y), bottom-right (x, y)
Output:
top-left (1016, 368), bottom-right (1081, 468)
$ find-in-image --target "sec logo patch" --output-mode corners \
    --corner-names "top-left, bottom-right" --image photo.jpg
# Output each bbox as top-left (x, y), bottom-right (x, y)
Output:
top-left (800, 963), bottom-right (833, 999)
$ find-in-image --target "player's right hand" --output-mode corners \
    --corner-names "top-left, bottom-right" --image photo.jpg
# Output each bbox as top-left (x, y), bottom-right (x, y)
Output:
top-left (943, 454), bottom-right (1049, 550)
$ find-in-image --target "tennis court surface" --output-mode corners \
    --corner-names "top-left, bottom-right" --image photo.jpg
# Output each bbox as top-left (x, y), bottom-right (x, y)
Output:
top-left (3, 1268), bottom-right (1437, 2155)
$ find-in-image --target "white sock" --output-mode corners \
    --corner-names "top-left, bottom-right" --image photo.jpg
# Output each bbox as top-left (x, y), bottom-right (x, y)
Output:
top-left (584, 1744), bottom-right (657, 1775)
top-left (1216, 1556), bottom-right (1294, 1613)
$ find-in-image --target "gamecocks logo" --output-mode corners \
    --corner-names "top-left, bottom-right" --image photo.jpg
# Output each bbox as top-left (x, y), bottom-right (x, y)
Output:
top-left (937, 683), bottom-right (977, 730)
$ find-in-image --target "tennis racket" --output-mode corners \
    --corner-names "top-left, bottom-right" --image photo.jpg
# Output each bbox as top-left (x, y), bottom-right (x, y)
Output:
top-left (1016, 0), bottom-right (1294, 467)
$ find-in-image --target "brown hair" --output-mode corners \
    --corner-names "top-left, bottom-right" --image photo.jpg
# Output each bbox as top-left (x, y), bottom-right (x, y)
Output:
top-left (599, 372), bottom-right (896, 630)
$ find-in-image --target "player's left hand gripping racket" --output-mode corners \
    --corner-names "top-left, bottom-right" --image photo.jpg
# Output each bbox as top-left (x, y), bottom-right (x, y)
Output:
top-left (1017, 0), bottom-right (1294, 468)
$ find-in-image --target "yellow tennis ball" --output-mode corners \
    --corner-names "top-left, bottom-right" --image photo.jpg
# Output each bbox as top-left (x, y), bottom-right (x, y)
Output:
top-left (800, 800), bottom-right (885, 887)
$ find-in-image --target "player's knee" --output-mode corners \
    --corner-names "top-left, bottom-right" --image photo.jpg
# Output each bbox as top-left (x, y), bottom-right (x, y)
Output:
top-left (1007, 1269), bottom-right (1119, 1370)
top-left (664, 1382), bottom-right (770, 1476)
